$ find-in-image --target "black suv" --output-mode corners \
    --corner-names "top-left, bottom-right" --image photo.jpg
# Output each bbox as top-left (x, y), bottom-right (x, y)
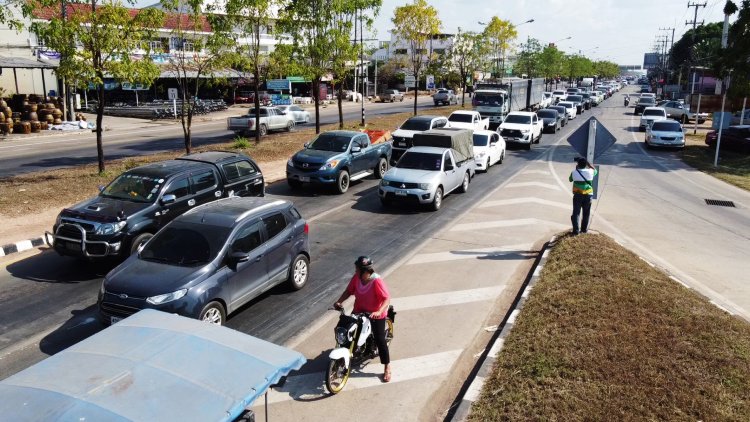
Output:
top-left (46, 151), bottom-right (264, 260)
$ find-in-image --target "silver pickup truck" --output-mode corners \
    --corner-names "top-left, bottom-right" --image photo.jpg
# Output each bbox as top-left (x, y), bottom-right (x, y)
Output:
top-left (379, 128), bottom-right (475, 211)
top-left (227, 106), bottom-right (295, 136)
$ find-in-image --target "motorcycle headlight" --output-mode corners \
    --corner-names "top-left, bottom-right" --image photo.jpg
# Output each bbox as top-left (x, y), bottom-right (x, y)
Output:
top-left (335, 327), bottom-right (348, 345)
top-left (418, 183), bottom-right (432, 190)
top-left (146, 288), bottom-right (188, 305)
top-left (319, 160), bottom-right (340, 171)
top-left (95, 221), bottom-right (127, 235)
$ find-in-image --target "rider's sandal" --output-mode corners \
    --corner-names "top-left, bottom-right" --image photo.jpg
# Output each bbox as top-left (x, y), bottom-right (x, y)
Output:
top-left (383, 368), bottom-right (392, 383)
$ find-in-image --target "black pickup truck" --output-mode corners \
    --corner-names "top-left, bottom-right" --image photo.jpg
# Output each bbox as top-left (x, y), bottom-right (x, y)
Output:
top-left (45, 151), bottom-right (265, 260)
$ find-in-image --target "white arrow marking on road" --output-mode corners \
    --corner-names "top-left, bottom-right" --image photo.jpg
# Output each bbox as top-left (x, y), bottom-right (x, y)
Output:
top-left (505, 182), bottom-right (562, 191)
top-left (406, 243), bottom-right (533, 265)
top-left (479, 197), bottom-right (569, 209)
top-left (262, 349), bottom-right (463, 405)
top-left (450, 218), bottom-right (569, 232)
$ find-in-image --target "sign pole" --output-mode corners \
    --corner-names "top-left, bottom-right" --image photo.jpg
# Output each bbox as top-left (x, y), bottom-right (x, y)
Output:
top-left (587, 118), bottom-right (596, 164)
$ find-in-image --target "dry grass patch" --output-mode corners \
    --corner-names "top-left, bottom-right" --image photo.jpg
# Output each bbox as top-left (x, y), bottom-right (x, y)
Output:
top-left (0, 105), bottom-right (463, 217)
top-left (469, 233), bottom-right (750, 421)
top-left (681, 132), bottom-right (750, 191)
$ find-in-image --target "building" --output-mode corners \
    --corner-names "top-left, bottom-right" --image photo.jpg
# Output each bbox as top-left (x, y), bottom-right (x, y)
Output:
top-left (371, 31), bottom-right (455, 64)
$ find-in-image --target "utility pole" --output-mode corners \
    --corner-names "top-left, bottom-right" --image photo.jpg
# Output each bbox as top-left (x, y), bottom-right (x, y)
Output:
top-left (686, 2), bottom-right (706, 95)
top-left (359, 10), bottom-right (365, 127)
top-left (659, 27), bottom-right (675, 82)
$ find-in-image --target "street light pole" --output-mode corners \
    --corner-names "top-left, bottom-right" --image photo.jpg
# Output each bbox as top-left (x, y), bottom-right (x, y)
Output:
top-left (359, 9), bottom-right (365, 127)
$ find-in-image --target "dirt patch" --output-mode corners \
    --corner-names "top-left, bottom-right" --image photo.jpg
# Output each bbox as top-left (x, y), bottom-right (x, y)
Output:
top-left (469, 233), bottom-right (750, 421)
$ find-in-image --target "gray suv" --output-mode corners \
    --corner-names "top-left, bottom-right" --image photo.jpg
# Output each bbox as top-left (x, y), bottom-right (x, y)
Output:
top-left (98, 197), bottom-right (310, 326)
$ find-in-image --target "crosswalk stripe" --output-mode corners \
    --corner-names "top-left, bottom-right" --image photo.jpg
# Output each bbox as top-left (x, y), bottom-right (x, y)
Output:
top-left (406, 243), bottom-right (533, 265)
top-left (506, 181), bottom-right (562, 191)
top-left (261, 350), bottom-right (463, 405)
top-left (450, 218), bottom-right (569, 232)
top-left (391, 286), bottom-right (505, 311)
top-left (479, 197), bottom-right (569, 209)
top-left (521, 169), bottom-right (551, 175)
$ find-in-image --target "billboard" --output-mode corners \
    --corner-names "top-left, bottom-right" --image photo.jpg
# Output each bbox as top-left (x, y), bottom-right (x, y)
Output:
top-left (643, 53), bottom-right (662, 70)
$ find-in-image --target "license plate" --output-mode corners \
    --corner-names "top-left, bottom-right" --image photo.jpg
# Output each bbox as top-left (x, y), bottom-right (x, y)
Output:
top-left (398, 142), bottom-right (406, 147)
top-left (65, 242), bottom-right (80, 251)
top-left (111, 316), bottom-right (122, 324)
top-left (395, 190), bottom-right (407, 196)
top-left (299, 176), bottom-right (310, 182)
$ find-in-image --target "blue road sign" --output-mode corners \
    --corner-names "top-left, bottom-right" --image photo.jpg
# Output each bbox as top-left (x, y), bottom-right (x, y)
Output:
top-left (567, 116), bottom-right (617, 159)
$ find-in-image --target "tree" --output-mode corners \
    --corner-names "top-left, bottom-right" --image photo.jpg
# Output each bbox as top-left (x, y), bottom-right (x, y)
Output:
top-left (225, 0), bottom-right (278, 143)
top-left (562, 54), bottom-right (593, 83)
top-left (392, 0), bottom-right (441, 115)
top-left (594, 60), bottom-right (620, 79)
top-left (514, 37), bottom-right (542, 78)
top-left (482, 17), bottom-right (517, 79)
top-left (0, 0), bottom-right (34, 31)
top-left (538, 44), bottom-right (565, 89)
top-left (668, 22), bottom-right (722, 87)
top-left (718, 0), bottom-right (750, 98)
top-left (448, 29), bottom-right (487, 107)
top-left (160, 0), bottom-right (234, 154)
top-left (35, 0), bottom-right (164, 173)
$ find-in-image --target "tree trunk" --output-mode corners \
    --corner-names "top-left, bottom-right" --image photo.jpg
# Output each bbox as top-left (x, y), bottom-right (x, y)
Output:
top-left (313, 78), bottom-right (320, 134)
top-left (337, 82), bottom-right (344, 129)
top-left (180, 81), bottom-right (191, 154)
top-left (254, 67), bottom-right (261, 144)
top-left (96, 82), bottom-right (105, 174)
top-left (413, 71), bottom-right (418, 115)
top-left (460, 71), bottom-right (466, 108)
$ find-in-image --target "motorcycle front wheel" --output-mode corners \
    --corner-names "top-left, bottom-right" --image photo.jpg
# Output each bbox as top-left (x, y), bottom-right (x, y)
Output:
top-left (385, 318), bottom-right (394, 346)
top-left (325, 358), bottom-right (351, 394)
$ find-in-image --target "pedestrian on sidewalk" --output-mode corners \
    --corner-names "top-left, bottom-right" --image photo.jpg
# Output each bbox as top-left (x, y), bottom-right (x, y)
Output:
top-left (334, 256), bottom-right (392, 382)
top-left (569, 157), bottom-right (597, 235)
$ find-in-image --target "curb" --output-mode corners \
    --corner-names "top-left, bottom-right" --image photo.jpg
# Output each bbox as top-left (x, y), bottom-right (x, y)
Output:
top-left (446, 234), bottom-right (558, 422)
top-left (1, 236), bottom-right (46, 258)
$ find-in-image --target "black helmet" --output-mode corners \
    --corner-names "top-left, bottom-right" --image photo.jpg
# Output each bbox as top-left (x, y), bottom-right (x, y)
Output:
top-left (355, 256), bottom-right (374, 270)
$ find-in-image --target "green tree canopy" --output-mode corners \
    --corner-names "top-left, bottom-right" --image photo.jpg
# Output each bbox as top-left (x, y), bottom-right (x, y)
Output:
top-left (482, 17), bottom-right (517, 78)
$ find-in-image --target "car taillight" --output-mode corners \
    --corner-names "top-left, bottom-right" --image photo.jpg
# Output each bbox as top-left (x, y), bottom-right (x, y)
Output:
top-left (304, 223), bottom-right (309, 234)
top-left (248, 120), bottom-right (254, 128)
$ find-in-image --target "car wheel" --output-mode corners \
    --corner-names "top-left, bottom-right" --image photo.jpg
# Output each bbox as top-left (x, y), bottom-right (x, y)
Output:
top-left (335, 170), bottom-right (350, 194)
top-left (287, 254), bottom-right (309, 290)
top-left (485, 158), bottom-right (491, 171)
top-left (499, 150), bottom-right (505, 164)
top-left (129, 233), bottom-right (153, 255)
top-left (458, 172), bottom-right (470, 193)
top-left (305, 115), bottom-right (310, 124)
top-left (286, 120), bottom-right (295, 132)
top-left (526, 141), bottom-right (532, 150)
top-left (400, 97), bottom-right (404, 102)
top-left (430, 187), bottom-right (443, 211)
top-left (259, 124), bottom-right (268, 137)
top-left (434, 102), bottom-right (439, 106)
top-left (199, 301), bottom-right (226, 326)
top-left (374, 157), bottom-right (388, 179)
top-left (536, 131), bottom-right (542, 144)
top-left (287, 178), bottom-right (303, 189)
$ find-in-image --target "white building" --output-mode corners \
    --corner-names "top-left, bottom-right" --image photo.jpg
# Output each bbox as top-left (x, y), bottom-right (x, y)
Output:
top-left (371, 31), bottom-right (455, 63)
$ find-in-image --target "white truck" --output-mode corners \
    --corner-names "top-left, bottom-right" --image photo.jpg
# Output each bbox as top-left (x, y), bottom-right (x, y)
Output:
top-left (498, 111), bottom-right (544, 150)
top-left (390, 115), bottom-right (450, 163)
top-left (227, 106), bottom-right (296, 136)
top-left (447, 110), bottom-right (490, 131)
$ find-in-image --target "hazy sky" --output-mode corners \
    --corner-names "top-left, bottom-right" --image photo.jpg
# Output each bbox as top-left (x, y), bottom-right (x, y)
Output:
top-left (134, 0), bottom-right (733, 66)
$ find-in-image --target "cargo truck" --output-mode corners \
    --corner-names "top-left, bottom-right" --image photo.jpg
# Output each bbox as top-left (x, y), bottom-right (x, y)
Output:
top-left (472, 78), bottom-right (545, 129)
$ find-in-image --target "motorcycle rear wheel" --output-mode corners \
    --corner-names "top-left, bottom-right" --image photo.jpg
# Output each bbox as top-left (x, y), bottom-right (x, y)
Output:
top-left (325, 358), bottom-right (351, 394)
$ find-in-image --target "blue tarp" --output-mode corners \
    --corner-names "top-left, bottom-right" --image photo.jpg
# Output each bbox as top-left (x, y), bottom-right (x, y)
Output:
top-left (0, 309), bottom-right (305, 421)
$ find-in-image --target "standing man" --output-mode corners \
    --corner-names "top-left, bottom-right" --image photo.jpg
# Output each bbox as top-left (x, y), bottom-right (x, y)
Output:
top-left (569, 157), bottom-right (597, 235)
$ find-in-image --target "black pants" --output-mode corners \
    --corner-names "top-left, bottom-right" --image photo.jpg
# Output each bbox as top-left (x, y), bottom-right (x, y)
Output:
top-left (369, 318), bottom-right (390, 365)
top-left (571, 193), bottom-right (592, 234)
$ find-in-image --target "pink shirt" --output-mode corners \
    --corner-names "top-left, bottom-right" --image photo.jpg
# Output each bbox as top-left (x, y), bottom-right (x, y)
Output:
top-left (347, 273), bottom-right (390, 319)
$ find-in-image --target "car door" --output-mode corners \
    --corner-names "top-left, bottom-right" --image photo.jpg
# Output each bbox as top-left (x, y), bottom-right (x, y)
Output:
top-left (221, 159), bottom-right (264, 197)
top-left (443, 151), bottom-right (460, 191)
top-left (359, 134), bottom-right (379, 171)
top-left (189, 169), bottom-right (221, 207)
top-left (261, 212), bottom-right (293, 285)
top-left (225, 220), bottom-right (269, 310)
top-left (156, 175), bottom-right (192, 227)
top-left (490, 133), bottom-right (501, 164)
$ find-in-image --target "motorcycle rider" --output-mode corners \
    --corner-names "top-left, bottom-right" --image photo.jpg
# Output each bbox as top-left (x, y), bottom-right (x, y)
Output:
top-left (624, 94), bottom-right (630, 107)
top-left (333, 256), bottom-right (392, 382)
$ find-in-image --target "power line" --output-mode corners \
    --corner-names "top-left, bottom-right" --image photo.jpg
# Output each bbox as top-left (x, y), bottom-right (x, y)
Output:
top-left (686, 2), bottom-right (707, 94)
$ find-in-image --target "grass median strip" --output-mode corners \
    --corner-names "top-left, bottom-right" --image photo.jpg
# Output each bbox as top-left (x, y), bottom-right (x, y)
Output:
top-left (469, 233), bottom-right (750, 421)
top-left (682, 132), bottom-right (750, 191)
top-left (0, 105), bottom-right (463, 217)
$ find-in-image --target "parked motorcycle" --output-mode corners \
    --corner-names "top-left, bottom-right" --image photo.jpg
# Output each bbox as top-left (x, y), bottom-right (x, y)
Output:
top-left (325, 306), bottom-right (395, 394)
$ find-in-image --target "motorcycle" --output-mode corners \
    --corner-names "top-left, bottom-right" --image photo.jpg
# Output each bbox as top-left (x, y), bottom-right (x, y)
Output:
top-left (624, 96), bottom-right (630, 107)
top-left (325, 306), bottom-right (395, 394)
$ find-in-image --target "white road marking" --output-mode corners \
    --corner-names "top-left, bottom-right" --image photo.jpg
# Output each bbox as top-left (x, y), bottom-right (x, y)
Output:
top-left (262, 349), bottom-right (463, 405)
top-left (478, 197), bottom-right (569, 209)
top-left (450, 218), bottom-right (568, 232)
top-left (521, 169), bottom-right (551, 175)
top-left (406, 243), bottom-right (533, 265)
top-left (506, 181), bottom-right (562, 191)
top-left (391, 287), bottom-right (505, 312)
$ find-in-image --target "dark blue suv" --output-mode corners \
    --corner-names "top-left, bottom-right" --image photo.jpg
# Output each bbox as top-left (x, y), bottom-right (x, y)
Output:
top-left (98, 197), bottom-right (310, 326)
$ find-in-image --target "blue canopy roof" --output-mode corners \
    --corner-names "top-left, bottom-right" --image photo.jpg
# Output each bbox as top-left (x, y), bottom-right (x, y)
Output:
top-left (0, 309), bottom-right (305, 421)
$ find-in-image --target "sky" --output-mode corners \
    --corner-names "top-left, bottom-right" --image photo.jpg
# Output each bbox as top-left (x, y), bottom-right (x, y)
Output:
top-left (132, 0), bottom-right (734, 66)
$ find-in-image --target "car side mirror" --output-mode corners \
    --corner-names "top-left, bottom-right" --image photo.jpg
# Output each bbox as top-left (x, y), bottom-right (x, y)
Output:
top-left (98, 185), bottom-right (105, 192)
top-left (227, 251), bottom-right (250, 271)
top-left (445, 163), bottom-right (454, 171)
top-left (351, 146), bottom-right (361, 153)
top-left (303, 142), bottom-right (309, 148)
top-left (160, 194), bottom-right (176, 205)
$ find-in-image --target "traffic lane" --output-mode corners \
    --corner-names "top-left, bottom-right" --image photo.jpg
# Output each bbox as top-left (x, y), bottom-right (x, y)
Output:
top-left (0, 103), bottom-right (592, 377)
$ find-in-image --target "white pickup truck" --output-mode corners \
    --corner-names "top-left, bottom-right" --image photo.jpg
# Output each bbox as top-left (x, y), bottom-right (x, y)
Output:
top-left (498, 111), bottom-right (544, 150)
top-left (447, 110), bottom-right (489, 131)
top-left (227, 106), bottom-right (295, 136)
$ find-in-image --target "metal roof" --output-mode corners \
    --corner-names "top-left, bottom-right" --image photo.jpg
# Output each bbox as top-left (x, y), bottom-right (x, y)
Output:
top-left (0, 56), bottom-right (58, 69)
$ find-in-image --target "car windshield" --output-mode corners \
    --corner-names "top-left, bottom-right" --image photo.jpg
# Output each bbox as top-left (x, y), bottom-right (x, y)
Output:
top-left (550, 107), bottom-right (566, 114)
top-left (644, 109), bottom-right (664, 116)
top-left (247, 109), bottom-right (268, 116)
top-left (101, 173), bottom-right (162, 203)
top-left (473, 134), bottom-right (490, 147)
top-left (307, 133), bottom-right (352, 151)
top-left (449, 113), bottom-right (473, 123)
top-left (567, 96), bottom-right (582, 102)
top-left (474, 93), bottom-right (504, 106)
top-left (537, 110), bottom-right (556, 118)
top-left (503, 114), bottom-right (532, 124)
top-left (639, 98), bottom-right (656, 105)
top-left (553, 91), bottom-right (565, 95)
top-left (396, 152), bottom-right (443, 170)
top-left (651, 121), bottom-right (682, 132)
top-left (140, 222), bottom-right (231, 267)
top-left (559, 102), bottom-right (573, 108)
top-left (399, 119), bottom-right (432, 131)
top-left (437, 90), bottom-right (449, 94)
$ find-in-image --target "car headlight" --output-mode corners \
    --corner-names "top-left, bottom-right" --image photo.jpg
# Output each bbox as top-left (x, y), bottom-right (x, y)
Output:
top-left (95, 221), bottom-right (127, 235)
top-left (547, 121), bottom-right (555, 126)
top-left (380, 179), bottom-right (389, 187)
top-left (319, 160), bottom-right (340, 170)
top-left (521, 129), bottom-right (530, 134)
top-left (418, 183), bottom-right (432, 190)
top-left (287, 157), bottom-right (294, 167)
top-left (55, 213), bottom-right (62, 226)
top-left (146, 288), bottom-right (188, 305)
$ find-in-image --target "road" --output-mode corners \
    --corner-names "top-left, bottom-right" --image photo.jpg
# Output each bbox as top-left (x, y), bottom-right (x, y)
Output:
top-left (0, 96), bottom-right (435, 178)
